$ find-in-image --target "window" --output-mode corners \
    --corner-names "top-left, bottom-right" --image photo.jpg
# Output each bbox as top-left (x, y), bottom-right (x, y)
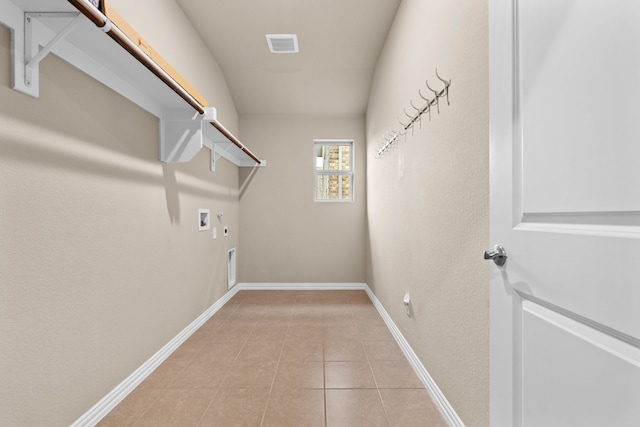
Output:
top-left (314, 140), bottom-right (353, 202)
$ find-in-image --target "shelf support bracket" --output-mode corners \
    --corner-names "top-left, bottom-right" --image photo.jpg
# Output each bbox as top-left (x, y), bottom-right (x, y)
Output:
top-left (160, 107), bottom-right (264, 171)
top-left (160, 107), bottom-right (217, 164)
top-left (24, 12), bottom-right (83, 88)
top-left (5, 9), bottom-right (81, 98)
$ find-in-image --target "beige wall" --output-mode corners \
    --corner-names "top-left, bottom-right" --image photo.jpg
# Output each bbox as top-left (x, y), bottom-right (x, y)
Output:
top-left (0, 0), bottom-right (240, 423)
top-left (108, 0), bottom-right (238, 131)
top-left (366, 0), bottom-right (490, 425)
top-left (1, 0), bottom-right (488, 424)
top-left (238, 115), bottom-right (366, 283)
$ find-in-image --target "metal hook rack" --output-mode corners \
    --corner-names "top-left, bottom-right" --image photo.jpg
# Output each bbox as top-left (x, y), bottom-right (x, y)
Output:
top-left (376, 69), bottom-right (451, 158)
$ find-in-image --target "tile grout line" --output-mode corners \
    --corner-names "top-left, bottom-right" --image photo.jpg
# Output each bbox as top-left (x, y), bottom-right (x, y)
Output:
top-left (352, 299), bottom-right (393, 427)
top-left (196, 294), bottom-right (256, 427)
top-left (130, 389), bottom-right (163, 427)
top-left (259, 296), bottom-right (292, 427)
top-left (124, 291), bottom-right (394, 426)
top-left (136, 299), bottom-right (241, 427)
top-left (194, 295), bottom-right (247, 427)
top-left (323, 302), bottom-right (328, 427)
top-left (131, 333), bottom-right (207, 427)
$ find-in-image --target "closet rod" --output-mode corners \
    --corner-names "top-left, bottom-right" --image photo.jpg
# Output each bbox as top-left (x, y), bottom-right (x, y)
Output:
top-left (67, 0), bottom-right (206, 114)
top-left (209, 121), bottom-right (262, 165)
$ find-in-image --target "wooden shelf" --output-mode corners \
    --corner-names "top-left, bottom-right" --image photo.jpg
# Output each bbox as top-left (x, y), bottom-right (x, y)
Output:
top-left (0, 0), bottom-right (263, 168)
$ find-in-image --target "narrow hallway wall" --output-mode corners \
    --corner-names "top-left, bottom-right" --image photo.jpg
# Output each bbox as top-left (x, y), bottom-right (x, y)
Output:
top-left (366, 0), bottom-right (490, 425)
top-left (238, 116), bottom-right (366, 284)
top-left (0, 0), bottom-right (241, 424)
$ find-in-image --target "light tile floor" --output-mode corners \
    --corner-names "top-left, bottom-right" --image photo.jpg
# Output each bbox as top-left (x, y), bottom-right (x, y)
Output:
top-left (98, 290), bottom-right (447, 426)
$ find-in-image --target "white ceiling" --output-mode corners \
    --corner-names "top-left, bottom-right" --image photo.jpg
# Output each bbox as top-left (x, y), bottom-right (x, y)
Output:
top-left (174, 0), bottom-right (402, 116)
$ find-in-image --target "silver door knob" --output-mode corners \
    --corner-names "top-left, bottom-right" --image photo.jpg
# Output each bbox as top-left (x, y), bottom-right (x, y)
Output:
top-left (484, 245), bottom-right (507, 267)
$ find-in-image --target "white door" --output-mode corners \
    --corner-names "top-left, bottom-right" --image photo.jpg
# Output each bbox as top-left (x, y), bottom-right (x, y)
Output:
top-left (489, 1), bottom-right (640, 426)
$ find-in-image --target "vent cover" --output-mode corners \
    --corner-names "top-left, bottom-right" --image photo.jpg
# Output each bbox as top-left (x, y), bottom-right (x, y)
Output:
top-left (265, 34), bottom-right (299, 53)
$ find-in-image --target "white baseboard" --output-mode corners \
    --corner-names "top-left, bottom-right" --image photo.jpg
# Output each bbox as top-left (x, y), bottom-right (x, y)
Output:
top-left (73, 282), bottom-right (462, 427)
top-left (236, 282), bottom-right (367, 290)
top-left (71, 285), bottom-right (241, 427)
top-left (363, 285), bottom-right (465, 427)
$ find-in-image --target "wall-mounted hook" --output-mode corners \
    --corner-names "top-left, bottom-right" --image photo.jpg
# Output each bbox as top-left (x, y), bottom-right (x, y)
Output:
top-left (377, 69), bottom-right (451, 159)
top-left (403, 107), bottom-right (414, 120)
top-left (426, 80), bottom-right (440, 114)
top-left (403, 108), bottom-right (416, 135)
top-left (435, 68), bottom-right (451, 87)
top-left (418, 89), bottom-right (430, 103)
top-left (435, 68), bottom-right (450, 105)
top-left (418, 89), bottom-right (432, 121)
top-left (410, 99), bottom-right (422, 129)
top-left (410, 99), bottom-right (422, 112)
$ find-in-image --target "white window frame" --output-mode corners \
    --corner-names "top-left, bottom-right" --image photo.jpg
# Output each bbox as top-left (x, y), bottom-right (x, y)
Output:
top-left (313, 139), bottom-right (354, 202)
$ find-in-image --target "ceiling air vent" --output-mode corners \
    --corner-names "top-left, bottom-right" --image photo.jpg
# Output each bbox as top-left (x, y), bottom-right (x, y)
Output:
top-left (265, 34), bottom-right (299, 53)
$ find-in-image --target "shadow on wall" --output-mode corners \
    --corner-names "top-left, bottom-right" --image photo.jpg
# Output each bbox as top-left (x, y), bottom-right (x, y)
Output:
top-left (0, 118), bottom-right (237, 214)
top-left (0, 44), bottom-right (240, 226)
top-left (0, 120), bottom-right (161, 186)
top-left (239, 166), bottom-right (261, 200)
top-left (162, 164), bottom-right (180, 224)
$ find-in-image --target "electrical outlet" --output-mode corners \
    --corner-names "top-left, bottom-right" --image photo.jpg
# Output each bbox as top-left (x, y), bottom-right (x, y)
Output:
top-left (213, 227), bottom-right (217, 239)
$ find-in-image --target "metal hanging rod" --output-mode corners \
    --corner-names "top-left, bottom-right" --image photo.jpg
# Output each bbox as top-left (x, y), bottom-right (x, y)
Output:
top-left (376, 69), bottom-right (451, 158)
top-left (209, 121), bottom-right (262, 165)
top-left (68, 0), bottom-right (207, 114)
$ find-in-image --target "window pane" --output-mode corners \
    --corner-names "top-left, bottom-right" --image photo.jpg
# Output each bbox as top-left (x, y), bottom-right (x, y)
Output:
top-left (316, 174), bottom-right (351, 200)
top-left (315, 144), bottom-right (351, 171)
